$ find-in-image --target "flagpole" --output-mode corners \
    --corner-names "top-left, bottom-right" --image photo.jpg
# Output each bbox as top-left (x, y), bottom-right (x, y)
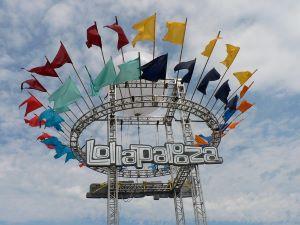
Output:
top-left (184, 57), bottom-right (196, 97)
top-left (138, 52), bottom-right (143, 97)
top-left (205, 48), bottom-right (240, 108)
top-left (151, 13), bottom-right (157, 99)
top-left (115, 16), bottom-right (125, 62)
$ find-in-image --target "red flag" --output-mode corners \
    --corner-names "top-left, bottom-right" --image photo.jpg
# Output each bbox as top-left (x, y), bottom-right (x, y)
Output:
top-left (51, 42), bottom-right (72, 68)
top-left (45, 144), bottom-right (55, 150)
top-left (19, 93), bottom-right (43, 116)
top-left (86, 22), bottom-right (102, 48)
top-left (104, 23), bottom-right (129, 50)
top-left (37, 132), bottom-right (52, 140)
top-left (28, 59), bottom-right (58, 77)
top-left (21, 76), bottom-right (47, 92)
top-left (237, 100), bottom-right (254, 113)
top-left (79, 163), bottom-right (85, 168)
top-left (24, 115), bottom-right (45, 127)
top-left (240, 81), bottom-right (254, 99)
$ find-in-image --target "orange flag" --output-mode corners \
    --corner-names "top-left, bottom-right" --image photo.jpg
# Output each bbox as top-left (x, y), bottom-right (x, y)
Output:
top-left (237, 100), bottom-right (254, 113)
top-left (228, 121), bottom-right (240, 129)
top-left (240, 81), bottom-right (254, 98)
top-left (194, 135), bottom-right (208, 145)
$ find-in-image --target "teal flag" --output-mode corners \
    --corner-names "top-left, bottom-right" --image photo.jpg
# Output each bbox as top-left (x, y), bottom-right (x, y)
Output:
top-left (91, 58), bottom-right (117, 95)
top-left (114, 57), bottom-right (140, 84)
top-left (48, 76), bottom-right (82, 110)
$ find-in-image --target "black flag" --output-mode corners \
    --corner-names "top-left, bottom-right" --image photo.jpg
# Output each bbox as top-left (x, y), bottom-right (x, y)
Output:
top-left (197, 68), bottom-right (220, 94)
top-left (140, 54), bottom-right (168, 82)
top-left (214, 80), bottom-right (231, 104)
top-left (174, 58), bottom-right (196, 83)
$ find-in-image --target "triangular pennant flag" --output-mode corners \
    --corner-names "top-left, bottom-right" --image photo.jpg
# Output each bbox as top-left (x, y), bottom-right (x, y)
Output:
top-left (141, 54), bottom-right (168, 82)
top-left (86, 22), bottom-right (102, 48)
top-left (104, 23), bottom-right (129, 50)
top-left (237, 100), bottom-right (254, 113)
top-left (48, 77), bottom-right (82, 111)
top-left (233, 71), bottom-right (253, 85)
top-left (197, 68), bottom-right (221, 94)
top-left (174, 58), bottom-right (196, 84)
top-left (201, 36), bottom-right (221, 57)
top-left (163, 21), bottom-right (186, 45)
top-left (24, 115), bottom-right (45, 127)
top-left (51, 42), bottom-right (72, 68)
top-left (21, 77), bottom-right (47, 92)
top-left (132, 14), bottom-right (156, 47)
top-left (228, 121), bottom-right (241, 129)
top-left (221, 44), bottom-right (240, 68)
top-left (28, 59), bottom-right (58, 77)
top-left (240, 81), bottom-right (254, 98)
top-left (214, 80), bottom-right (231, 104)
top-left (114, 57), bottom-right (140, 84)
top-left (195, 134), bottom-right (209, 146)
top-left (90, 58), bottom-right (117, 95)
top-left (19, 94), bottom-right (43, 117)
top-left (37, 132), bottom-right (52, 141)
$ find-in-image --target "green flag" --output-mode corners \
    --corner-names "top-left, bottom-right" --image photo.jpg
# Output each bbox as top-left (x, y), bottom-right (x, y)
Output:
top-left (91, 57), bottom-right (117, 95)
top-left (48, 76), bottom-right (82, 110)
top-left (114, 57), bottom-right (140, 85)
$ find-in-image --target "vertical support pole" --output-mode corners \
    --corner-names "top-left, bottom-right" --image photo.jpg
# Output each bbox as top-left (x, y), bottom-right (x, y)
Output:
top-left (107, 83), bottom-right (119, 225)
top-left (177, 82), bottom-right (208, 225)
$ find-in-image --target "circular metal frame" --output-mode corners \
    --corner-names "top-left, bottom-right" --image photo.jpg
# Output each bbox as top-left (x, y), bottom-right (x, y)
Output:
top-left (69, 95), bottom-right (222, 178)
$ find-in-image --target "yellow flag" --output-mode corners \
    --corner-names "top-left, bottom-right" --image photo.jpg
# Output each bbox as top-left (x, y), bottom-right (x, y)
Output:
top-left (132, 14), bottom-right (156, 47)
top-left (163, 21), bottom-right (186, 45)
top-left (201, 37), bottom-right (221, 57)
top-left (233, 71), bottom-right (253, 85)
top-left (221, 44), bottom-right (240, 68)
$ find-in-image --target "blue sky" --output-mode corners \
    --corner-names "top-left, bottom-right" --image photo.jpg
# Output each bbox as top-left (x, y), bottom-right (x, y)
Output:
top-left (0, 0), bottom-right (299, 225)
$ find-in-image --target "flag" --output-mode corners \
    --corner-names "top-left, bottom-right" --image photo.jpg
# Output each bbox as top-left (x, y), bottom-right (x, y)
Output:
top-left (223, 109), bottom-right (235, 122)
top-left (140, 54), bottom-right (168, 82)
top-left (41, 136), bottom-right (62, 147)
top-left (233, 71), bottom-right (253, 85)
top-left (215, 80), bottom-right (231, 104)
top-left (201, 36), bottom-right (221, 57)
top-left (51, 42), bottom-right (72, 68)
top-left (39, 108), bottom-right (64, 131)
top-left (28, 59), bottom-right (58, 77)
top-left (86, 22), bottom-right (102, 48)
top-left (221, 44), bottom-right (240, 68)
top-left (237, 100), bottom-right (254, 113)
top-left (240, 81), bottom-right (254, 98)
top-left (197, 68), bottom-right (221, 94)
top-left (195, 134), bottom-right (208, 146)
top-left (104, 23), bottom-right (129, 50)
top-left (65, 149), bottom-right (76, 162)
top-left (163, 21), bottom-right (186, 45)
top-left (19, 94), bottom-right (43, 117)
top-left (199, 134), bottom-right (212, 143)
top-left (37, 132), bottom-right (52, 140)
top-left (24, 115), bottom-right (46, 127)
top-left (48, 77), bottom-right (82, 110)
top-left (228, 121), bottom-right (241, 129)
top-left (132, 14), bottom-right (156, 47)
top-left (174, 58), bottom-right (196, 84)
top-left (90, 57), bottom-right (117, 95)
top-left (21, 77), bottom-right (47, 92)
top-left (114, 57), bottom-right (140, 84)
top-left (225, 95), bottom-right (239, 110)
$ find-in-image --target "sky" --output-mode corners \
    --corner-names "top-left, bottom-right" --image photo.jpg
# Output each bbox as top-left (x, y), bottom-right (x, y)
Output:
top-left (0, 0), bottom-right (300, 225)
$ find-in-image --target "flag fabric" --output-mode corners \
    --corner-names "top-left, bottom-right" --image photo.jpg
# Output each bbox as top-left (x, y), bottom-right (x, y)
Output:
top-left (195, 134), bottom-right (209, 146)
top-left (19, 94), bottom-right (43, 117)
top-left (174, 58), bottom-right (196, 84)
top-left (51, 42), bottom-right (72, 68)
top-left (39, 108), bottom-right (64, 131)
top-left (201, 36), bottom-right (221, 57)
top-left (199, 134), bottom-right (212, 143)
top-left (21, 77), bottom-right (47, 92)
top-left (65, 149), bottom-right (76, 162)
top-left (114, 57), bottom-right (140, 84)
top-left (37, 133), bottom-right (52, 140)
top-left (228, 121), bottom-right (241, 129)
top-left (140, 54), bottom-right (168, 82)
top-left (197, 68), bottom-right (221, 94)
top-left (90, 58), bottom-right (117, 95)
top-left (48, 76), bottom-right (82, 110)
top-left (233, 71), bottom-right (253, 85)
top-left (214, 80), bottom-right (231, 104)
top-left (28, 59), bottom-right (58, 77)
top-left (223, 108), bottom-right (236, 122)
top-left (86, 22), bottom-right (102, 48)
top-left (221, 44), bottom-right (240, 68)
top-left (104, 23), bottom-right (129, 50)
top-left (225, 95), bottom-right (239, 110)
top-left (132, 14), bottom-right (156, 47)
top-left (237, 100), bottom-right (254, 113)
top-left (163, 21), bottom-right (186, 45)
top-left (24, 115), bottom-right (46, 127)
top-left (240, 81), bottom-right (254, 98)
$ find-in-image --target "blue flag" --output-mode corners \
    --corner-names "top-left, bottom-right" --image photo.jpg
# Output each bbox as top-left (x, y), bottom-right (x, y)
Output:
top-left (197, 68), bottom-right (221, 94)
top-left (174, 58), bottom-right (196, 84)
top-left (39, 108), bottom-right (64, 131)
top-left (141, 54), bottom-right (168, 81)
top-left (199, 134), bottom-right (212, 143)
top-left (225, 95), bottom-right (239, 110)
top-left (214, 80), bottom-right (231, 104)
top-left (223, 109), bottom-right (235, 122)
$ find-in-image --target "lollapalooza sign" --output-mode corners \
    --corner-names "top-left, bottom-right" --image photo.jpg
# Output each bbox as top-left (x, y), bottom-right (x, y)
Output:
top-left (86, 139), bottom-right (223, 168)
